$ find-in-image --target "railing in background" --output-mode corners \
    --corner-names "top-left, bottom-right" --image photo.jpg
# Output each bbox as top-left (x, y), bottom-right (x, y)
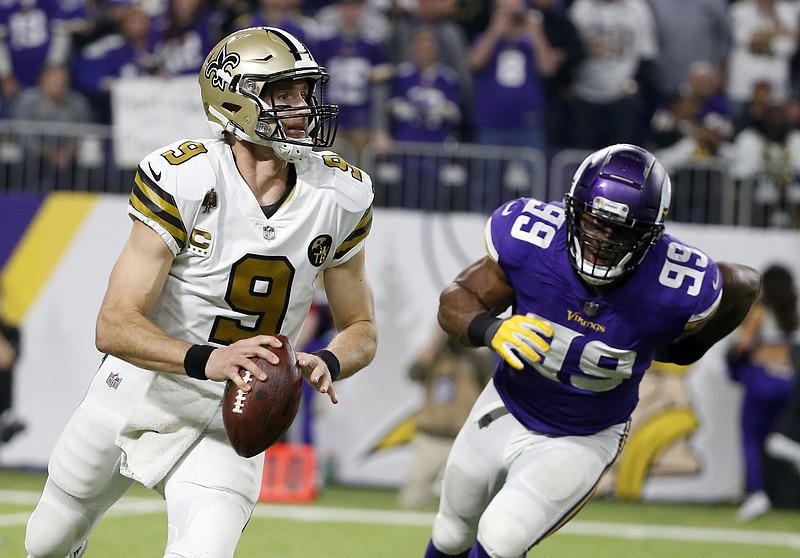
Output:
top-left (1, 119), bottom-right (795, 228)
top-left (361, 141), bottom-right (547, 214)
top-left (549, 150), bottom-right (737, 226)
top-left (0, 120), bottom-right (134, 194)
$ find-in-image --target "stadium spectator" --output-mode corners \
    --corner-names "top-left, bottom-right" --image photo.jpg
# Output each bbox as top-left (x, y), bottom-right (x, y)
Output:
top-left (468, 0), bottom-right (555, 150)
top-left (56, 0), bottom-right (94, 47)
top-left (0, 283), bottom-right (25, 446)
top-left (727, 101), bottom-right (800, 228)
top-left (649, 61), bottom-right (734, 171)
top-left (375, 25), bottom-right (463, 209)
top-left (313, 0), bottom-right (393, 164)
top-left (649, 61), bottom-right (734, 223)
top-left (217, 0), bottom-right (259, 36)
top-left (568, 0), bottom-right (659, 149)
top-left (0, 0), bottom-right (73, 102)
top-left (727, 263), bottom-right (798, 521)
top-left (398, 325), bottom-right (493, 509)
top-left (154, 0), bottom-right (223, 77)
top-left (232, 0), bottom-right (320, 45)
top-left (726, 0), bottom-right (799, 120)
top-left (387, 25), bottom-right (461, 144)
top-left (734, 80), bottom-right (775, 135)
top-left (765, 318), bottom-right (800, 479)
top-left (8, 64), bottom-right (92, 189)
top-left (388, 0), bottom-right (473, 139)
top-left (314, 0), bottom-right (390, 39)
top-left (73, 4), bottom-right (159, 123)
top-left (645, 0), bottom-right (730, 103)
top-left (531, 0), bottom-right (586, 149)
top-left (448, 0), bottom-right (490, 41)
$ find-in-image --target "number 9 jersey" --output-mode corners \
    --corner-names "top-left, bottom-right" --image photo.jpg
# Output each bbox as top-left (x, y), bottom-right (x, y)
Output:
top-left (485, 197), bottom-right (722, 436)
top-left (128, 137), bottom-right (373, 397)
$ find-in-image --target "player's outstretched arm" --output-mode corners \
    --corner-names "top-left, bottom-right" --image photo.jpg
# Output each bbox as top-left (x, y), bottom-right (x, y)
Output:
top-left (656, 261), bottom-right (762, 365)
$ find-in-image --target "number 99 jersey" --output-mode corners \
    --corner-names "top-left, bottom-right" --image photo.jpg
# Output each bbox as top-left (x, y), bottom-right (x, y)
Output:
top-left (128, 137), bottom-right (373, 397)
top-left (485, 198), bottom-right (722, 436)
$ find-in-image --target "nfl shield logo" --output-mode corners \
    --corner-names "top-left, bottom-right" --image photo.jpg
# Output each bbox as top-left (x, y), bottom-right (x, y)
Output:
top-left (583, 301), bottom-right (600, 317)
top-left (263, 225), bottom-right (276, 240)
top-left (106, 372), bottom-right (122, 389)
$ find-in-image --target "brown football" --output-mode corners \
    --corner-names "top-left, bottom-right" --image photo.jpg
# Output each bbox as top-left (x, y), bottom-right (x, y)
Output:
top-left (222, 335), bottom-right (303, 458)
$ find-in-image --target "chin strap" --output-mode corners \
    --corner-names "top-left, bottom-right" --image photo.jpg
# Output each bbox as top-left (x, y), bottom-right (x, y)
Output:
top-left (271, 141), bottom-right (312, 162)
top-left (220, 119), bottom-right (313, 162)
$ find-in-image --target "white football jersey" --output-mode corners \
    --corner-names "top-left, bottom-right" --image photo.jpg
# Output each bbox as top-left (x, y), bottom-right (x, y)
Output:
top-left (128, 138), bottom-right (373, 395)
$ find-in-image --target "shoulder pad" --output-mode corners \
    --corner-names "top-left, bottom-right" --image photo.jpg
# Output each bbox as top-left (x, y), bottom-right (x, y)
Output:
top-left (486, 198), bottom-right (566, 265)
top-left (130, 139), bottom-right (220, 253)
top-left (300, 151), bottom-right (374, 214)
top-left (139, 139), bottom-right (220, 196)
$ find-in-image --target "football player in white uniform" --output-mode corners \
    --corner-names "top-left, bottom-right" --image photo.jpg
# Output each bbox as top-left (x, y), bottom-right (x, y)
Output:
top-left (25, 27), bottom-right (377, 558)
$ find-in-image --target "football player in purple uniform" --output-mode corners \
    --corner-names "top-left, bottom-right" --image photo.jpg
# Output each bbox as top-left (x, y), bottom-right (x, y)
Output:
top-left (423, 143), bottom-right (761, 558)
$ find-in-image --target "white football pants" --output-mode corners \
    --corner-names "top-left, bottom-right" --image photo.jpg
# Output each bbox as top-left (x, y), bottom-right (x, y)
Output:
top-left (25, 360), bottom-right (264, 558)
top-left (430, 380), bottom-right (627, 558)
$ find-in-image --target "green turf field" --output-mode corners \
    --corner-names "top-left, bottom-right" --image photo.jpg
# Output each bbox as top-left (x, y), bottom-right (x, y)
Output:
top-left (2, 469), bottom-right (799, 557)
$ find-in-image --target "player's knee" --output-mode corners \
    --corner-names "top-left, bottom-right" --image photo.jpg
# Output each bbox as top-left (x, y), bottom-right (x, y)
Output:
top-left (441, 460), bottom-right (486, 518)
top-left (478, 510), bottom-right (533, 558)
top-left (431, 518), bottom-right (473, 557)
top-left (49, 408), bottom-right (121, 499)
top-left (164, 548), bottom-right (202, 558)
top-left (431, 461), bottom-right (484, 553)
top-left (25, 500), bottom-right (89, 558)
top-left (164, 486), bottom-right (252, 557)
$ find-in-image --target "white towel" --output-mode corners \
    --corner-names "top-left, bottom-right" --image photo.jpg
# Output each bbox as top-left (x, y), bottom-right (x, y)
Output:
top-left (116, 373), bottom-right (221, 488)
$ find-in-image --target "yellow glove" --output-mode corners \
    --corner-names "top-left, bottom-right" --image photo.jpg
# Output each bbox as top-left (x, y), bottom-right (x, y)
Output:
top-left (486, 314), bottom-right (553, 370)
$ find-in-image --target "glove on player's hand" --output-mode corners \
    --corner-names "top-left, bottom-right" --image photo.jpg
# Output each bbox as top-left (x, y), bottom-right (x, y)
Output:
top-left (486, 315), bottom-right (553, 370)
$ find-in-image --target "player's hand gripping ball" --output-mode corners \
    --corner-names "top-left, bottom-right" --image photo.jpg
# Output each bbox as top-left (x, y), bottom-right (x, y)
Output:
top-left (222, 334), bottom-right (303, 458)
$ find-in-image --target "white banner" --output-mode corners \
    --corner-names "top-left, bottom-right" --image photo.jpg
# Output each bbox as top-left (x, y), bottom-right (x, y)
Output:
top-left (111, 76), bottom-right (213, 168)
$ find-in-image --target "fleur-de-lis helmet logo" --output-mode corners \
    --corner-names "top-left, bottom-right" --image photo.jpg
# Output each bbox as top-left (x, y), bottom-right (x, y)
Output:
top-left (205, 45), bottom-right (241, 91)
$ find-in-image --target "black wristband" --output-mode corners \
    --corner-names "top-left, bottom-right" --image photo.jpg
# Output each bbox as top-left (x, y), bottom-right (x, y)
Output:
top-left (467, 312), bottom-right (502, 347)
top-left (184, 344), bottom-right (215, 380)
top-left (313, 349), bottom-right (341, 382)
top-left (654, 336), bottom-right (708, 366)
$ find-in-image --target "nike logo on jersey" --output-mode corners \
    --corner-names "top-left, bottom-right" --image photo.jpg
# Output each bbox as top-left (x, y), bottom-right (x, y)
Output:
top-left (712, 269), bottom-right (720, 290)
top-left (149, 163), bottom-right (162, 181)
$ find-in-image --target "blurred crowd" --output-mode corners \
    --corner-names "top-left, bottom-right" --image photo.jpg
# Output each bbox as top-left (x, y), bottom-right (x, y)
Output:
top-left (3, 0), bottom-right (800, 226)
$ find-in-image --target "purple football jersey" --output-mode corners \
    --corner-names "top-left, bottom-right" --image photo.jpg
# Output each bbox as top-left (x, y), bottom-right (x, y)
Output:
top-left (487, 198), bottom-right (722, 436)
top-left (471, 37), bottom-right (545, 129)
top-left (315, 34), bottom-right (389, 130)
top-left (0, 0), bottom-right (65, 87)
top-left (390, 62), bottom-right (461, 143)
top-left (154, 12), bottom-right (221, 76)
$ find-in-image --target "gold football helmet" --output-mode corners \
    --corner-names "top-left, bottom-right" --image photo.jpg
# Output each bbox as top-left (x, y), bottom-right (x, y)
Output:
top-left (199, 27), bottom-right (338, 161)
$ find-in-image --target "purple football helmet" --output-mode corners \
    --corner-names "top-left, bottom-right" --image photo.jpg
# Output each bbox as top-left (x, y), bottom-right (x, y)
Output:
top-left (564, 144), bottom-right (672, 286)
